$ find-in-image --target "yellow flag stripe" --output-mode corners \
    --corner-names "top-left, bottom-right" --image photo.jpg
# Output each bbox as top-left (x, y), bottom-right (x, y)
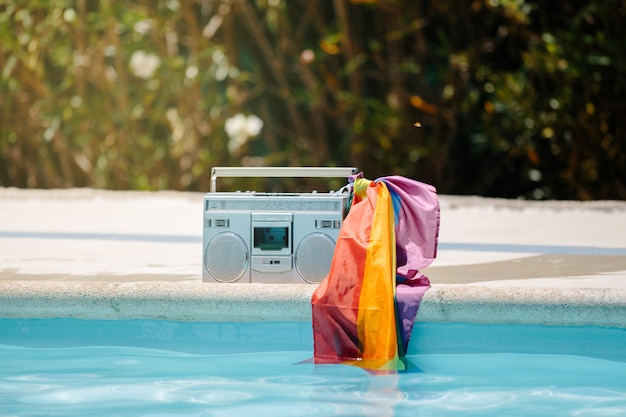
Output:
top-left (356, 182), bottom-right (398, 361)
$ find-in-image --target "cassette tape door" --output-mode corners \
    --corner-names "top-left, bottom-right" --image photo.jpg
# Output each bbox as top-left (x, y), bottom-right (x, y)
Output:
top-left (203, 167), bottom-right (358, 284)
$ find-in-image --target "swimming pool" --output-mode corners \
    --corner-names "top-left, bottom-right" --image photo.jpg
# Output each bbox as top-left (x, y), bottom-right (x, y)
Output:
top-left (1, 319), bottom-right (625, 416)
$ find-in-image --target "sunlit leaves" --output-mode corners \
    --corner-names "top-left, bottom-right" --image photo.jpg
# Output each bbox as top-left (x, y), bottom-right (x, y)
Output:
top-left (0, 0), bottom-right (624, 199)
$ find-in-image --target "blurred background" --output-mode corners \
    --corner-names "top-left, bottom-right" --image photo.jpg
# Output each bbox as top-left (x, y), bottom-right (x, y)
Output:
top-left (1, 0), bottom-right (624, 199)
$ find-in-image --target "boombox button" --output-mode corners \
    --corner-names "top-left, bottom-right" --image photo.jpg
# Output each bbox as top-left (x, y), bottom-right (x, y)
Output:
top-left (251, 256), bottom-right (292, 274)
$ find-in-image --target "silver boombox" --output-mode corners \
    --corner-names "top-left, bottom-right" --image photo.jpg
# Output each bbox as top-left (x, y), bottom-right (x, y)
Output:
top-left (202, 167), bottom-right (359, 283)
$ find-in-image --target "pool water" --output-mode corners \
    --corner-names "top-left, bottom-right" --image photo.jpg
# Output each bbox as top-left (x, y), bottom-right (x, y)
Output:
top-left (1, 319), bottom-right (625, 416)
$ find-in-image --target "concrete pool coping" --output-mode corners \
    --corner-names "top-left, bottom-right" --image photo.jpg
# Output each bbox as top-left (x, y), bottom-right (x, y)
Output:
top-left (1, 281), bottom-right (625, 329)
top-left (1, 187), bottom-right (626, 328)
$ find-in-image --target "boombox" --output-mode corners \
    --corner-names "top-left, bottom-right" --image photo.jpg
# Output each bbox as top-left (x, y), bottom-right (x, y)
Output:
top-left (202, 167), bottom-right (359, 284)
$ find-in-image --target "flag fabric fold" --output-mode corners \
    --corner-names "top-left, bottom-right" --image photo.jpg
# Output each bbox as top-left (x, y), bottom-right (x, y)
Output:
top-left (311, 175), bottom-right (440, 371)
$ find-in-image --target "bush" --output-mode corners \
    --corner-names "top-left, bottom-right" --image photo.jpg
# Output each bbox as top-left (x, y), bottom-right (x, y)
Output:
top-left (1, 0), bottom-right (624, 199)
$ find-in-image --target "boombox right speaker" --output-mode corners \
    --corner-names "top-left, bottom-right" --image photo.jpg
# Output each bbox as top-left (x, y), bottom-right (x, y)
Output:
top-left (295, 232), bottom-right (336, 283)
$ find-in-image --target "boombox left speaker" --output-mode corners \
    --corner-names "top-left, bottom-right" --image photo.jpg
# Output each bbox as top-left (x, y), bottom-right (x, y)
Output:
top-left (204, 231), bottom-right (249, 283)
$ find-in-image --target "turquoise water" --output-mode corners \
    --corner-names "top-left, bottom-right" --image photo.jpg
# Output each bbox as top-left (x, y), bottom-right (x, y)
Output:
top-left (1, 319), bottom-right (625, 416)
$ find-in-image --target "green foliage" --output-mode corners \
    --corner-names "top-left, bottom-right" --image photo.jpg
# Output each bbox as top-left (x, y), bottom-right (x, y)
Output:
top-left (1, 0), bottom-right (624, 199)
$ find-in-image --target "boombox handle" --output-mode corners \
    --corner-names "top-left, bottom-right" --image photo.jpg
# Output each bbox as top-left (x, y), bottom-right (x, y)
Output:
top-left (210, 167), bottom-right (360, 193)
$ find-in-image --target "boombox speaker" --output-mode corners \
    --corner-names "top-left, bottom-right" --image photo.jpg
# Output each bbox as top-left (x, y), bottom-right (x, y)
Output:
top-left (295, 233), bottom-right (336, 283)
top-left (203, 167), bottom-right (359, 284)
top-left (204, 231), bottom-right (248, 283)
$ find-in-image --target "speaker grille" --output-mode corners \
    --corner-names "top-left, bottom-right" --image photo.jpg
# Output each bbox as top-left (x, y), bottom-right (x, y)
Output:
top-left (204, 232), bottom-right (248, 283)
top-left (295, 233), bottom-right (336, 283)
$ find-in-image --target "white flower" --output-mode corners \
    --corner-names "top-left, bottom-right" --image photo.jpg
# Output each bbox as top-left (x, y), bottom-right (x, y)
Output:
top-left (225, 113), bottom-right (263, 153)
top-left (225, 114), bottom-right (246, 138)
top-left (133, 19), bottom-right (153, 35)
top-left (185, 65), bottom-right (198, 79)
top-left (129, 50), bottom-right (160, 79)
top-left (243, 114), bottom-right (263, 136)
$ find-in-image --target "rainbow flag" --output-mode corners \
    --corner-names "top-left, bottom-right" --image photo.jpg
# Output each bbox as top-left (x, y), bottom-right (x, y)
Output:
top-left (311, 175), bottom-right (439, 372)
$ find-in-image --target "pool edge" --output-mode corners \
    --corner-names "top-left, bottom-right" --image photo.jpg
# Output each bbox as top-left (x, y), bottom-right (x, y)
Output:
top-left (0, 281), bottom-right (625, 328)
